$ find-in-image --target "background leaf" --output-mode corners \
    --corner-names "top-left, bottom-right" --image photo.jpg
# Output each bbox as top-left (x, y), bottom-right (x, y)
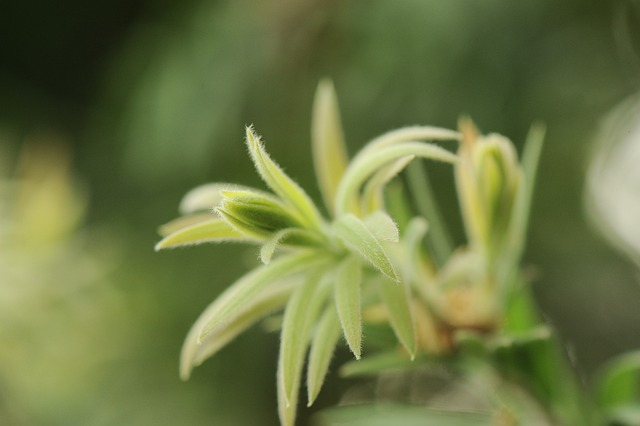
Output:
top-left (595, 350), bottom-right (640, 414)
top-left (312, 79), bottom-right (349, 215)
top-left (316, 404), bottom-right (493, 426)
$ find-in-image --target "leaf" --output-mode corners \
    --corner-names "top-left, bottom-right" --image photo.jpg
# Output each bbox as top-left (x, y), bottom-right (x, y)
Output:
top-left (220, 190), bottom-right (303, 233)
top-left (383, 181), bottom-right (414, 233)
top-left (307, 304), bottom-right (341, 406)
top-left (595, 350), bottom-right (640, 411)
top-left (405, 160), bottom-right (453, 266)
top-left (197, 251), bottom-right (330, 342)
top-left (154, 218), bottom-right (247, 251)
top-left (455, 149), bottom-right (488, 247)
top-left (245, 126), bottom-right (323, 229)
top-left (360, 155), bottom-right (414, 214)
top-left (332, 213), bottom-right (398, 282)
top-left (605, 405), bottom-right (640, 425)
top-left (504, 123), bottom-right (545, 269)
top-left (178, 182), bottom-right (265, 214)
top-left (335, 141), bottom-right (457, 216)
top-left (377, 277), bottom-right (417, 358)
top-left (278, 270), bottom-right (332, 426)
top-left (316, 404), bottom-right (493, 426)
top-left (489, 327), bottom-right (590, 425)
top-left (158, 212), bottom-right (218, 236)
top-left (260, 228), bottom-right (324, 264)
top-left (334, 256), bottom-right (363, 359)
top-left (357, 125), bottom-right (461, 158)
top-left (312, 79), bottom-right (349, 215)
top-left (339, 351), bottom-right (419, 378)
top-left (191, 279), bottom-right (296, 367)
top-left (363, 211), bottom-right (399, 243)
top-left (216, 207), bottom-right (271, 239)
top-left (181, 251), bottom-right (328, 380)
top-left (400, 217), bottom-right (431, 284)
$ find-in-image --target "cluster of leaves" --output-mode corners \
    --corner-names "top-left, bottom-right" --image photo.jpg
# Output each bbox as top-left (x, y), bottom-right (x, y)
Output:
top-left (156, 81), bottom-right (640, 425)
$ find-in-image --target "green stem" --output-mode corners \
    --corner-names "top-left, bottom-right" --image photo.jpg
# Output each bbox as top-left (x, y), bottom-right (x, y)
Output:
top-left (405, 161), bottom-right (453, 267)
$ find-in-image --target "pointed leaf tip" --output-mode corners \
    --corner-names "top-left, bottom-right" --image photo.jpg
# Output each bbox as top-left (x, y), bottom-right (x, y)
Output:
top-left (154, 218), bottom-right (245, 251)
top-left (307, 304), bottom-right (341, 406)
top-left (332, 214), bottom-right (399, 282)
top-left (334, 256), bottom-right (363, 359)
top-left (312, 79), bottom-right (349, 215)
top-left (244, 125), bottom-right (323, 230)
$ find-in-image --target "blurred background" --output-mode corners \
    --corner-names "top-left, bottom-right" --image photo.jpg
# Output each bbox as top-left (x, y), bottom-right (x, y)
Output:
top-left (1, 0), bottom-right (640, 424)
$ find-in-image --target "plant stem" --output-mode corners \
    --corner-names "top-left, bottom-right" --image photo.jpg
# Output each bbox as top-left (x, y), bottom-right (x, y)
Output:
top-left (405, 161), bottom-right (453, 267)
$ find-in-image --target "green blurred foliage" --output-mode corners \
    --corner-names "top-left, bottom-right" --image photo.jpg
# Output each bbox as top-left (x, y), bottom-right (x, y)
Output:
top-left (1, 0), bottom-right (640, 424)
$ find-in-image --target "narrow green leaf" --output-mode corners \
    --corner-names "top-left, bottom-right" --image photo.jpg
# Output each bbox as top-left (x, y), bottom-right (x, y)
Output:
top-left (333, 213), bottom-right (398, 282)
top-left (179, 182), bottom-right (264, 214)
top-left (506, 123), bottom-right (545, 265)
top-left (595, 350), bottom-right (640, 411)
top-left (278, 270), bottom-right (332, 426)
top-left (181, 251), bottom-right (328, 380)
top-left (158, 212), bottom-right (217, 236)
top-left (489, 327), bottom-right (591, 425)
top-left (312, 79), bottom-right (349, 215)
top-left (335, 141), bottom-right (457, 216)
top-left (360, 155), bottom-right (414, 214)
top-left (318, 403), bottom-right (493, 426)
top-left (377, 278), bottom-right (417, 358)
top-left (277, 357), bottom-right (296, 426)
top-left (261, 229), bottom-right (293, 265)
top-left (216, 207), bottom-right (271, 240)
top-left (357, 125), bottom-right (461, 158)
top-left (406, 161), bottom-right (453, 266)
top-left (245, 126), bottom-right (323, 229)
top-left (307, 304), bottom-right (341, 406)
top-left (334, 256), bottom-right (363, 359)
top-left (455, 150), bottom-right (488, 248)
top-left (363, 211), bottom-right (399, 243)
top-left (221, 191), bottom-right (303, 233)
top-left (154, 218), bottom-right (248, 251)
top-left (383, 181), bottom-right (414, 233)
top-left (339, 351), bottom-right (422, 378)
top-left (260, 228), bottom-right (324, 264)
top-left (192, 279), bottom-right (296, 367)
top-left (197, 251), bottom-right (331, 342)
top-left (402, 218), bottom-right (429, 282)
